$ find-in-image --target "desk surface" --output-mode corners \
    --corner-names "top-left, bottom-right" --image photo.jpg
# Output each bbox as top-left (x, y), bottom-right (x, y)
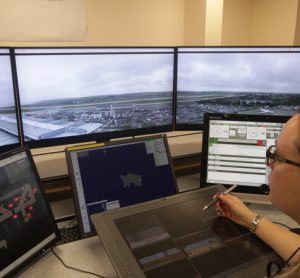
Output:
top-left (18, 236), bottom-right (117, 278)
top-left (19, 203), bottom-right (299, 278)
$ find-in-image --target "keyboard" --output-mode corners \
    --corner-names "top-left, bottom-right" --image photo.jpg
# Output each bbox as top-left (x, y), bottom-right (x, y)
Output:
top-left (59, 225), bottom-right (80, 243)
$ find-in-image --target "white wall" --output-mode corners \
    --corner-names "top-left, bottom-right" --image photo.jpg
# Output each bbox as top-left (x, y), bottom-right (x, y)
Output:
top-left (250, 0), bottom-right (298, 45)
top-left (205, 0), bottom-right (299, 46)
top-left (2, 0), bottom-right (298, 47)
top-left (85, 0), bottom-right (185, 46)
top-left (0, 0), bottom-right (186, 47)
top-left (295, 1), bottom-right (300, 44)
top-left (184, 0), bottom-right (206, 45)
top-left (222, 0), bottom-right (253, 45)
top-left (204, 0), bottom-right (224, 45)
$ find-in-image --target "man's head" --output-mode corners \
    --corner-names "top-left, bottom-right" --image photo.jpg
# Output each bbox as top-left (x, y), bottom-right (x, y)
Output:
top-left (268, 113), bottom-right (300, 223)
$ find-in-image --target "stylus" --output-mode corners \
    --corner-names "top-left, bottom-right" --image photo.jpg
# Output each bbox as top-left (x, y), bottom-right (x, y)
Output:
top-left (202, 184), bottom-right (238, 211)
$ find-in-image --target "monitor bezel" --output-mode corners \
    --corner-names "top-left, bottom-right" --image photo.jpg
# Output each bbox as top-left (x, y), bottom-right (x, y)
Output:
top-left (200, 112), bottom-right (291, 195)
top-left (12, 46), bottom-right (176, 149)
top-left (174, 45), bottom-right (300, 131)
top-left (0, 47), bottom-right (22, 154)
top-left (65, 133), bottom-right (179, 238)
top-left (0, 146), bottom-right (60, 278)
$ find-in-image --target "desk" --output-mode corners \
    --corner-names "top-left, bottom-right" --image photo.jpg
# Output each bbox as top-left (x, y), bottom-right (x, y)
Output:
top-left (18, 237), bottom-right (117, 278)
top-left (19, 203), bottom-right (299, 277)
top-left (249, 203), bottom-right (299, 229)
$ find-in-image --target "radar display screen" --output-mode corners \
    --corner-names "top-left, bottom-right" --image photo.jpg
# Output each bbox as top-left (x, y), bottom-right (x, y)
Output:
top-left (0, 147), bottom-right (59, 277)
top-left (66, 135), bottom-right (178, 237)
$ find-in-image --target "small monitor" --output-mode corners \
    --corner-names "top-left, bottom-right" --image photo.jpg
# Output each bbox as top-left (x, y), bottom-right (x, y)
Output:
top-left (0, 147), bottom-right (60, 277)
top-left (65, 134), bottom-right (178, 237)
top-left (200, 113), bottom-right (290, 196)
top-left (13, 47), bottom-right (175, 148)
top-left (176, 46), bottom-right (300, 130)
top-left (91, 185), bottom-right (281, 278)
top-left (0, 48), bottom-right (20, 153)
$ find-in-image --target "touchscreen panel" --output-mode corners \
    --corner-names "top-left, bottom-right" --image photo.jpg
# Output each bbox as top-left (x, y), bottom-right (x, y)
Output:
top-left (92, 186), bottom-right (280, 278)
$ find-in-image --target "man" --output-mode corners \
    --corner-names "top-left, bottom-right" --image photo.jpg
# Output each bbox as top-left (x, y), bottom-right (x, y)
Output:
top-left (215, 113), bottom-right (300, 275)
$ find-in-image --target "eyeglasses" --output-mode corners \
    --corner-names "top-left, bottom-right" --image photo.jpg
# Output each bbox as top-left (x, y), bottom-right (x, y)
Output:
top-left (266, 145), bottom-right (300, 168)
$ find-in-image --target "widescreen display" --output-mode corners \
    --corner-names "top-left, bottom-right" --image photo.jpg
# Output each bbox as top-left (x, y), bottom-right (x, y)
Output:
top-left (0, 49), bottom-right (19, 151)
top-left (176, 47), bottom-right (300, 128)
top-left (14, 48), bottom-right (175, 147)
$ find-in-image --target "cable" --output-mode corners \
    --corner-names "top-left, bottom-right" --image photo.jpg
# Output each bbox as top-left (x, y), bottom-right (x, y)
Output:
top-left (272, 221), bottom-right (291, 230)
top-left (286, 246), bottom-right (300, 265)
top-left (266, 246), bottom-right (300, 277)
top-left (51, 247), bottom-right (107, 278)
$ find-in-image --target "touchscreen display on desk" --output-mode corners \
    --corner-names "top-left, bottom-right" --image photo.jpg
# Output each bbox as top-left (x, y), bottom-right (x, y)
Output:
top-left (92, 186), bottom-right (281, 278)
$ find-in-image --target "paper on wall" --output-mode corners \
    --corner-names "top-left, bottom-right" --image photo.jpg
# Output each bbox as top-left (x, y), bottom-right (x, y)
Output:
top-left (0, 0), bottom-right (87, 41)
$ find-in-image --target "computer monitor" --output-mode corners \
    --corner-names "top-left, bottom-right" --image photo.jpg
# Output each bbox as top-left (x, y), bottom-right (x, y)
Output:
top-left (0, 48), bottom-right (20, 153)
top-left (91, 185), bottom-right (281, 278)
top-left (200, 113), bottom-right (290, 199)
top-left (175, 46), bottom-right (300, 130)
top-left (13, 47), bottom-right (175, 148)
top-left (0, 147), bottom-right (60, 277)
top-left (65, 134), bottom-right (178, 238)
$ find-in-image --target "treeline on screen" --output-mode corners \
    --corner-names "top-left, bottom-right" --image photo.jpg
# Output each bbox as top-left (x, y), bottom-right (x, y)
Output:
top-left (0, 46), bottom-right (300, 152)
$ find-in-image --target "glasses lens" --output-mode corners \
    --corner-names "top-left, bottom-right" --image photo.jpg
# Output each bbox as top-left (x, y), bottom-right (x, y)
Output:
top-left (267, 146), bottom-right (276, 165)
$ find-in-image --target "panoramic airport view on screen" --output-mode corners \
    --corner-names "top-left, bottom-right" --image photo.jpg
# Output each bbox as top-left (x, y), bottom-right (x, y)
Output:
top-left (177, 47), bottom-right (300, 125)
top-left (15, 48), bottom-right (174, 141)
top-left (0, 50), bottom-right (19, 147)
